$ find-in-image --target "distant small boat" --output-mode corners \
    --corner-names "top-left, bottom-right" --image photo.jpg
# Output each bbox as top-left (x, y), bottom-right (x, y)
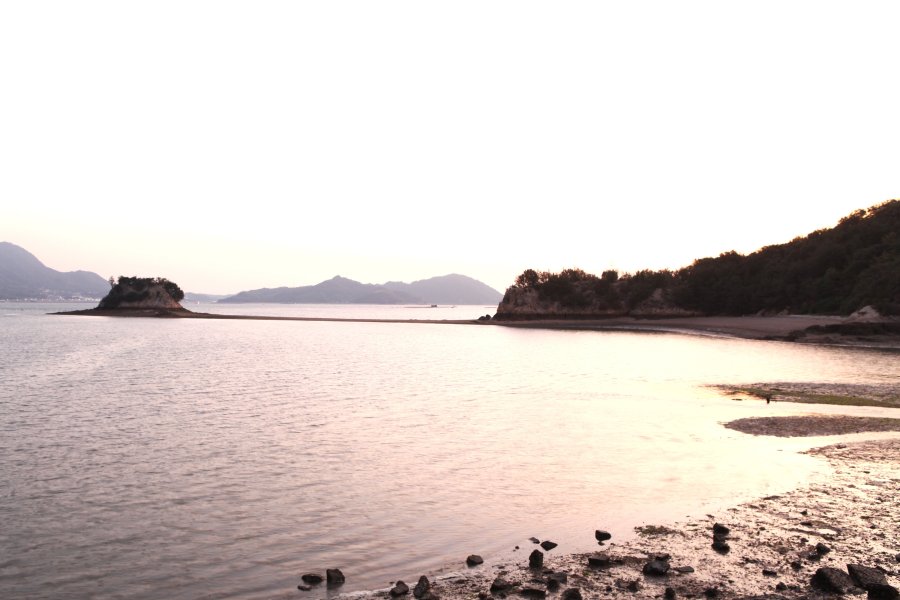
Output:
top-left (430, 304), bottom-right (438, 308)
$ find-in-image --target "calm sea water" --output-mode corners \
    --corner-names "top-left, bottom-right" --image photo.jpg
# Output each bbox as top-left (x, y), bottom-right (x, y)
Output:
top-left (1, 302), bottom-right (898, 599)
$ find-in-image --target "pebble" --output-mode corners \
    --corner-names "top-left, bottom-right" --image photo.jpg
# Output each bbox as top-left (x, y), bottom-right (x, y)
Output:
top-left (301, 573), bottom-right (323, 585)
top-left (588, 553), bottom-right (612, 568)
top-left (490, 577), bottom-right (513, 593)
top-left (390, 581), bottom-right (409, 597)
top-left (815, 542), bottom-right (831, 555)
top-left (712, 523), bottom-right (730, 536)
top-left (413, 576), bottom-right (430, 598)
top-left (665, 587), bottom-right (677, 600)
top-left (297, 584), bottom-right (312, 591)
top-left (466, 554), bottom-right (484, 566)
top-left (561, 589), bottom-right (583, 600)
top-left (595, 530), bottom-right (612, 542)
top-left (540, 540), bottom-right (558, 551)
top-left (326, 569), bottom-right (345, 585)
top-left (643, 559), bottom-right (671, 577)
top-left (529, 549), bottom-right (544, 569)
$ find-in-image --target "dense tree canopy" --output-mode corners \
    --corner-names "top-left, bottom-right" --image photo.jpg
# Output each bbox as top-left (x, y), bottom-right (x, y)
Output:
top-left (509, 200), bottom-right (900, 316)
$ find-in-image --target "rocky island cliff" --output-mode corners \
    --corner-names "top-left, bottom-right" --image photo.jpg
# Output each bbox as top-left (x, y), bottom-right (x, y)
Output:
top-left (56, 276), bottom-right (192, 317)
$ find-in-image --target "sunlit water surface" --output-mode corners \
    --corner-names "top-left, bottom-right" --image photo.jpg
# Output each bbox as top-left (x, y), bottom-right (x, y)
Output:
top-left (1, 303), bottom-right (898, 599)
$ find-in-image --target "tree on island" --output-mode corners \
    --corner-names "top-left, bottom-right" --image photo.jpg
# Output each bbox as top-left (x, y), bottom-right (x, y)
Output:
top-left (98, 276), bottom-right (185, 309)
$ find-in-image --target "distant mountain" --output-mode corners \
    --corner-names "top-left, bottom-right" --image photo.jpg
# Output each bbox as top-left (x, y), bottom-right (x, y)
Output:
top-left (220, 274), bottom-right (503, 305)
top-left (0, 242), bottom-right (110, 300)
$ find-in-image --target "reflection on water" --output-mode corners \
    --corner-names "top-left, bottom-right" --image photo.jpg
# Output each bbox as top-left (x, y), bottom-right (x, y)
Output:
top-left (1, 303), bottom-right (897, 599)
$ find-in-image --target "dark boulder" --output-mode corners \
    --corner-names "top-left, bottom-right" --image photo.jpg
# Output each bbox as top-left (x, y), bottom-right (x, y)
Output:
top-left (562, 589), bottom-right (583, 600)
top-left (413, 576), bottom-right (431, 598)
top-left (868, 584), bottom-right (900, 600)
top-left (643, 559), bottom-right (671, 577)
top-left (326, 569), bottom-right (345, 586)
top-left (466, 555), bottom-right (484, 566)
top-left (529, 549), bottom-right (544, 569)
top-left (547, 572), bottom-right (568, 585)
top-left (297, 584), bottom-right (312, 591)
top-left (529, 537), bottom-right (540, 544)
top-left (521, 587), bottom-right (547, 598)
top-left (712, 539), bottom-right (731, 554)
top-left (712, 523), bottom-right (730, 536)
top-left (848, 565), bottom-right (889, 590)
top-left (811, 567), bottom-right (860, 594)
top-left (595, 530), bottom-right (612, 542)
top-left (763, 569), bottom-right (778, 577)
top-left (674, 566), bottom-right (694, 574)
top-left (490, 577), bottom-right (513, 593)
top-left (301, 573), bottom-right (324, 585)
top-left (816, 543), bottom-right (832, 555)
top-left (540, 541), bottom-right (558, 551)
top-left (391, 581), bottom-right (410, 596)
top-left (665, 587), bottom-right (677, 600)
top-left (588, 553), bottom-right (612, 568)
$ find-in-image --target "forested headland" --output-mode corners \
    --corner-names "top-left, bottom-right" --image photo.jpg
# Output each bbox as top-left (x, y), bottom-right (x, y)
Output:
top-left (498, 200), bottom-right (900, 318)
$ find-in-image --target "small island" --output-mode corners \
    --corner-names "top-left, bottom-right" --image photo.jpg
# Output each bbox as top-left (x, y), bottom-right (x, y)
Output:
top-left (58, 276), bottom-right (192, 317)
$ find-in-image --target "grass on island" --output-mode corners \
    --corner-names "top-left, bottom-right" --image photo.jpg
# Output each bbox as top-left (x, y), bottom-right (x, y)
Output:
top-left (712, 384), bottom-right (900, 409)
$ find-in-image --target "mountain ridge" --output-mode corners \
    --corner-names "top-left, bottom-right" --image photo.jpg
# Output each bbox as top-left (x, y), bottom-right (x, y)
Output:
top-left (0, 242), bottom-right (110, 300)
top-left (219, 274), bottom-right (503, 305)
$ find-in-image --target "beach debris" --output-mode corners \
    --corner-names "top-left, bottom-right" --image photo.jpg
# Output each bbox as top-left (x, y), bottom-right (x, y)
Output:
top-left (561, 588), bottom-right (583, 600)
top-left (595, 529), bottom-right (612, 542)
top-left (326, 568), bottom-right (345, 586)
top-left (489, 577), bottom-right (513, 593)
top-left (300, 573), bottom-right (323, 585)
top-left (413, 576), bottom-right (431, 598)
top-left (529, 549), bottom-right (544, 569)
top-left (811, 566), bottom-right (861, 594)
top-left (643, 558), bottom-right (671, 577)
top-left (465, 554), bottom-right (483, 566)
top-left (848, 564), bottom-right (888, 590)
top-left (539, 540), bottom-right (558, 551)
top-left (390, 580), bottom-right (410, 596)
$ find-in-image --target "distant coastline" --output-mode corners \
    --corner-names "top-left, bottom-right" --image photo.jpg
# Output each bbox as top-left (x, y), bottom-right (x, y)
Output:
top-left (54, 307), bottom-right (900, 348)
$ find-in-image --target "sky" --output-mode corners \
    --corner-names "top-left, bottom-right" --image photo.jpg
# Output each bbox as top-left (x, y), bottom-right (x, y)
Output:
top-left (2, 2), bottom-right (899, 295)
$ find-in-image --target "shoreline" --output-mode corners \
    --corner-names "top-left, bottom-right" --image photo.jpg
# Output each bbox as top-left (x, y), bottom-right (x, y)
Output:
top-left (338, 427), bottom-right (900, 600)
top-left (55, 308), bottom-right (900, 349)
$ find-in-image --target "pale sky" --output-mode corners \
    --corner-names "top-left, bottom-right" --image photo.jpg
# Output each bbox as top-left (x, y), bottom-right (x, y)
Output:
top-left (2, 2), bottom-right (898, 295)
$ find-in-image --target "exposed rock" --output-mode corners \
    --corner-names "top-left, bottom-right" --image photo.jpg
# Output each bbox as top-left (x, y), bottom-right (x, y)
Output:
top-left (712, 539), bottom-right (731, 553)
top-left (539, 541), bottom-right (558, 551)
top-left (520, 587), bottom-right (547, 598)
top-left (868, 583), bottom-right (900, 600)
top-left (790, 561), bottom-right (802, 571)
top-left (763, 569), bottom-right (778, 577)
top-left (326, 568), bottom-right (345, 585)
top-left (301, 573), bottom-right (323, 585)
top-left (529, 537), bottom-right (541, 544)
top-left (816, 542), bottom-right (832, 555)
top-left (466, 554), bottom-right (484, 566)
top-left (703, 587), bottom-right (719, 598)
top-left (490, 577), bottom-right (513, 593)
top-left (588, 553), bottom-right (612, 568)
top-left (297, 584), bottom-right (312, 591)
top-left (665, 587), bottom-right (677, 599)
top-left (848, 564), bottom-right (889, 590)
top-left (674, 566), bottom-right (695, 574)
top-left (595, 530), bottom-right (613, 542)
top-left (547, 572), bottom-right (568, 586)
top-left (413, 576), bottom-right (431, 598)
top-left (643, 559), bottom-right (671, 577)
top-left (713, 523), bottom-right (731, 536)
top-left (390, 581), bottom-right (410, 596)
top-left (529, 549), bottom-right (544, 569)
top-left (561, 589), bottom-right (583, 600)
top-left (811, 567), bottom-right (861, 594)
top-left (776, 582), bottom-right (788, 591)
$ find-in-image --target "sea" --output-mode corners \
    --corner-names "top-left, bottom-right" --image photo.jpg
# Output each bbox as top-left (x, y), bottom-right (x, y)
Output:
top-left (1, 302), bottom-right (898, 599)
